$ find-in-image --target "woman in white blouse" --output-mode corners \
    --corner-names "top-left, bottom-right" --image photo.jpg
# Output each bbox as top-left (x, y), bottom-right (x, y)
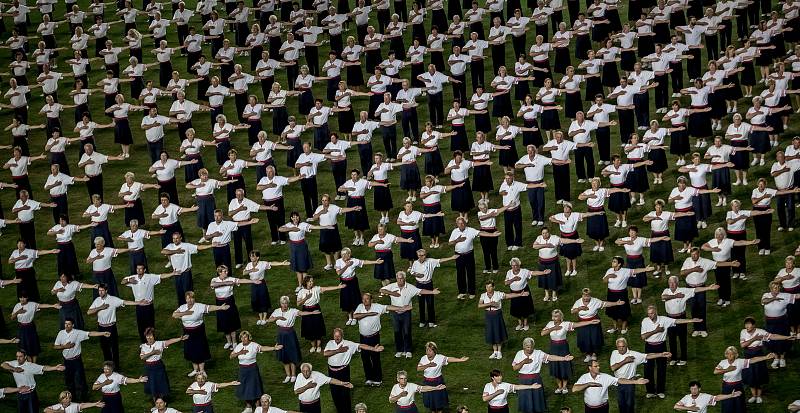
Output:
top-left (92, 361), bottom-right (148, 412)
top-left (713, 346), bottom-right (775, 412)
top-left (540, 309), bottom-right (600, 393)
top-left (140, 327), bottom-right (187, 401)
top-left (478, 280), bottom-right (530, 359)
top-left (242, 250), bottom-right (290, 325)
top-left (415, 341), bottom-right (469, 413)
top-left (389, 369), bottom-right (447, 412)
top-left (482, 369), bottom-right (541, 412)
top-left (50, 273), bottom-right (96, 329)
top-left (229, 330), bottom-right (282, 412)
top-left (266, 295), bottom-right (321, 383)
top-left (210, 265), bottom-right (261, 349)
top-left (739, 317), bottom-right (793, 404)
top-left (185, 371), bottom-right (239, 413)
top-left (172, 290), bottom-right (230, 378)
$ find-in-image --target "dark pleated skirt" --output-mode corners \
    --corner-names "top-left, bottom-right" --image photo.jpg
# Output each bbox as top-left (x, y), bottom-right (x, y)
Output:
top-left (559, 232), bottom-right (582, 259)
top-left (537, 257), bottom-right (563, 291)
top-left (648, 148), bottom-right (667, 173)
top-left (576, 322), bottom-right (603, 354)
top-left (339, 277), bottom-right (362, 313)
top-left (625, 164), bottom-right (649, 193)
top-left (608, 190), bottom-right (630, 214)
top-left (586, 210), bottom-right (609, 240)
top-left (373, 185), bottom-right (393, 211)
top-left (250, 283), bottom-right (271, 313)
top-left (276, 327), bottom-right (302, 364)
top-left (345, 197), bottom-right (369, 230)
top-left (290, 241), bottom-right (313, 272)
top-left (18, 323), bottom-right (41, 356)
top-left (730, 140), bottom-right (749, 170)
top-left (472, 165), bottom-right (494, 192)
top-left (765, 316), bottom-right (791, 354)
top-left (183, 324), bottom-right (212, 363)
top-left (422, 203), bottom-right (445, 236)
top-left (319, 226), bottom-right (343, 254)
top-left (602, 61), bottom-right (620, 88)
top-left (59, 299), bottom-right (85, 330)
top-left (400, 163), bottom-right (422, 190)
top-left (711, 167), bottom-right (731, 195)
top-left (300, 304), bottom-right (325, 340)
top-left (626, 256), bottom-right (647, 288)
top-left (143, 360), bottom-right (170, 397)
top-left (742, 346), bottom-right (768, 387)
top-left (422, 375), bottom-right (448, 410)
top-left (215, 295), bottom-right (242, 333)
top-left (509, 286), bottom-right (534, 318)
top-left (400, 230), bottom-right (422, 261)
top-left (548, 340), bottom-right (573, 379)
top-left (674, 212), bottom-right (698, 242)
top-left (540, 107), bottom-right (560, 130)
top-left (564, 92), bottom-right (582, 119)
top-left (649, 232), bottom-right (673, 264)
top-left (605, 289), bottom-right (631, 320)
top-left (484, 310), bottom-right (508, 344)
top-left (517, 374), bottom-right (546, 413)
top-left (585, 76), bottom-right (602, 101)
top-left (196, 196), bottom-right (216, 229)
top-left (450, 179), bottom-right (474, 212)
top-left (424, 150), bottom-right (444, 176)
top-left (236, 363), bottom-right (264, 400)
top-left (670, 129), bottom-right (690, 155)
top-left (373, 250), bottom-right (396, 281)
top-left (102, 392), bottom-right (123, 413)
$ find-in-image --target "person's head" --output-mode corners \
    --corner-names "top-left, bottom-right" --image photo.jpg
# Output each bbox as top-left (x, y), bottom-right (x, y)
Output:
top-left (690, 247), bottom-right (700, 260)
top-left (144, 327), bottom-right (156, 344)
top-left (646, 304), bottom-right (658, 320)
top-left (587, 359), bottom-right (600, 374)
top-left (724, 346), bottom-right (738, 361)
top-left (94, 237), bottom-right (105, 250)
top-left (102, 361), bottom-right (115, 375)
top-left (396, 271), bottom-right (407, 287)
top-left (489, 369), bottom-right (503, 383)
top-left (279, 295), bottom-right (290, 310)
top-left (743, 317), bottom-right (757, 332)
top-left (484, 280), bottom-right (495, 293)
top-left (615, 337), bottom-right (628, 353)
top-left (355, 402), bottom-right (368, 413)
top-left (213, 209), bottom-right (223, 223)
top-left (668, 275), bottom-right (679, 290)
top-left (185, 290), bottom-right (195, 305)
top-left (300, 362), bottom-right (313, 377)
top-left (361, 292), bottom-right (373, 307)
top-left (239, 330), bottom-right (252, 344)
top-left (302, 275), bottom-right (315, 289)
top-left (522, 337), bottom-right (535, 353)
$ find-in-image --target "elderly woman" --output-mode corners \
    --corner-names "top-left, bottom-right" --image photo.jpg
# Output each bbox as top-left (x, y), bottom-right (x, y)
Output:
top-left (642, 199), bottom-right (694, 276)
top-left (185, 168), bottom-right (237, 236)
top-left (602, 256), bottom-right (652, 334)
top-left (761, 281), bottom-right (800, 370)
top-left (92, 361), bottom-right (148, 413)
top-left (296, 275), bottom-right (344, 353)
top-left (724, 199), bottom-right (771, 279)
top-left (229, 330), bottom-right (282, 412)
top-left (415, 342), bottom-right (469, 413)
top-left (713, 346), bottom-right (776, 413)
top-left (172, 291), bottom-right (230, 378)
top-left (541, 309), bottom-right (600, 393)
top-left (531, 227), bottom-right (584, 303)
top-left (185, 372), bottom-right (239, 413)
top-left (739, 317), bottom-right (793, 404)
top-left (139, 327), bottom-right (187, 401)
top-left (504, 258), bottom-right (550, 331)
top-left (254, 393), bottom-right (302, 413)
top-left (569, 288), bottom-right (624, 362)
top-left (211, 265), bottom-right (261, 349)
top-left (44, 391), bottom-right (104, 413)
top-left (118, 171), bottom-right (160, 227)
top-left (482, 369), bottom-right (542, 413)
top-left (389, 369), bottom-right (447, 413)
top-left (512, 337), bottom-right (575, 412)
top-left (478, 280), bottom-right (530, 359)
top-left (50, 273), bottom-right (96, 329)
top-left (266, 295), bottom-right (321, 383)
top-left (701, 228), bottom-right (760, 307)
top-left (335, 248), bottom-right (383, 324)
top-left (614, 225), bottom-right (668, 303)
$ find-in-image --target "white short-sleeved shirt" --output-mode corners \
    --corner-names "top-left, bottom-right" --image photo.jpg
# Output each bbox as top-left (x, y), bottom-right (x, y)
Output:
top-left (512, 349), bottom-right (548, 374)
top-left (680, 257), bottom-right (717, 286)
top-left (640, 315), bottom-right (677, 343)
top-left (54, 328), bottom-right (91, 359)
top-left (384, 283), bottom-right (421, 307)
top-left (575, 372), bottom-right (618, 406)
top-left (89, 295), bottom-right (125, 325)
top-left (483, 382), bottom-right (515, 407)
top-left (610, 349), bottom-right (647, 379)
top-left (294, 371), bottom-right (331, 402)
top-left (449, 226), bottom-right (480, 254)
top-left (324, 339), bottom-right (359, 367)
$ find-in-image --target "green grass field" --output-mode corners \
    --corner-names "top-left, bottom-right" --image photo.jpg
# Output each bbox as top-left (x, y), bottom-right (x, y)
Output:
top-left (0, 1), bottom-right (799, 412)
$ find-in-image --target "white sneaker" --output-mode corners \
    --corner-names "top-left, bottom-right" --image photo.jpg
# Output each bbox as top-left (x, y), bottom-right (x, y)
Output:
top-left (606, 328), bottom-right (617, 334)
top-left (489, 352), bottom-right (498, 359)
top-left (756, 397), bottom-right (763, 404)
top-left (583, 355), bottom-right (592, 363)
top-left (419, 323), bottom-right (426, 328)
top-left (290, 376), bottom-right (296, 383)
top-left (771, 359), bottom-right (780, 369)
top-left (592, 245), bottom-right (600, 251)
top-left (282, 376), bottom-right (291, 383)
top-left (614, 220), bottom-right (621, 227)
top-left (699, 331), bottom-right (708, 337)
top-left (621, 221), bottom-right (627, 227)
top-left (691, 331), bottom-right (700, 337)
top-left (716, 299), bottom-right (724, 306)
top-left (764, 249), bottom-right (771, 255)
top-left (188, 370), bottom-right (199, 377)
top-left (428, 323), bottom-right (437, 328)
top-left (598, 246), bottom-right (605, 252)
top-left (395, 352), bottom-right (403, 358)
top-left (780, 359), bottom-right (786, 368)
top-left (742, 179), bottom-right (748, 185)
top-left (405, 352), bottom-right (412, 358)
top-left (496, 351), bottom-right (502, 359)
top-left (242, 407), bottom-right (254, 413)
top-left (677, 361), bottom-right (687, 366)
top-left (669, 360), bottom-right (677, 366)
top-left (223, 343), bottom-right (232, 350)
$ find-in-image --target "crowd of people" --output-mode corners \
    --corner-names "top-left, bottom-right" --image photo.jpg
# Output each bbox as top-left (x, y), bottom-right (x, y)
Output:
top-left (0, 0), bottom-right (800, 411)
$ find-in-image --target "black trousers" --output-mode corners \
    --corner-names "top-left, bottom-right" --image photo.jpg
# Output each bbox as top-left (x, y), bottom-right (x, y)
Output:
top-left (136, 304), bottom-right (155, 343)
top-left (17, 390), bottom-right (39, 413)
top-left (417, 281), bottom-right (435, 324)
top-left (480, 235), bottom-right (499, 271)
top-left (233, 223), bottom-right (253, 265)
top-left (86, 174), bottom-right (104, 202)
top-left (644, 341), bottom-right (667, 393)
top-left (98, 323), bottom-right (120, 368)
top-left (455, 251), bottom-right (476, 295)
top-left (428, 92), bottom-right (444, 126)
top-left (689, 289), bottom-right (707, 331)
top-left (18, 221), bottom-right (37, 250)
top-left (777, 194), bottom-right (794, 228)
top-left (51, 195), bottom-right (68, 224)
top-left (265, 198), bottom-right (287, 242)
top-left (360, 333), bottom-right (382, 382)
top-left (574, 146), bottom-right (595, 179)
top-left (380, 126), bottom-right (398, 160)
top-left (401, 109), bottom-right (420, 142)
top-left (669, 62), bottom-right (684, 95)
top-left (633, 92), bottom-right (650, 128)
top-left (212, 245), bottom-right (233, 271)
top-left (553, 164), bottom-right (571, 202)
top-left (300, 177), bottom-right (319, 218)
top-left (452, 74), bottom-right (467, 106)
top-left (716, 266), bottom-right (731, 302)
top-left (504, 208), bottom-right (522, 247)
top-left (64, 356), bottom-right (88, 401)
top-left (667, 316), bottom-right (687, 361)
top-left (704, 34), bottom-right (719, 62)
top-left (471, 59), bottom-right (485, 91)
top-left (328, 365), bottom-right (351, 413)
top-left (617, 383), bottom-right (635, 413)
top-left (392, 311), bottom-right (412, 352)
top-left (147, 139), bottom-right (164, 164)
top-left (527, 187), bottom-right (545, 222)
top-left (654, 74), bottom-right (668, 109)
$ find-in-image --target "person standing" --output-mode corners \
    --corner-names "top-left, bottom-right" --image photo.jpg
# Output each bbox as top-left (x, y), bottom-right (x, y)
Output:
top-left (448, 217), bottom-right (501, 299)
top-left (609, 337), bottom-right (671, 413)
top-left (481, 369), bottom-right (542, 413)
top-left (139, 328), bottom-right (186, 402)
top-left (353, 292), bottom-right (409, 387)
top-left (121, 265), bottom-right (176, 342)
top-left (409, 249), bottom-right (457, 329)
top-left (53, 319), bottom-right (109, 402)
top-left (293, 363), bottom-right (353, 413)
top-left (572, 360), bottom-right (648, 413)
top-left (511, 337), bottom-right (574, 413)
top-left (679, 248), bottom-right (740, 337)
top-left (379, 271), bottom-right (440, 358)
top-left (323, 327), bottom-right (384, 413)
top-left (640, 305), bottom-right (702, 399)
top-left (229, 330), bottom-right (282, 413)
top-left (87, 284), bottom-right (147, 369)
top-left (673, 381), bottom-right (742, 412)
top-left (661, 276), bottom-right (719, 365)
top-left (161, 232), bottom-right (213, 305)
top-left (1, 350), bottom-right (65, 413)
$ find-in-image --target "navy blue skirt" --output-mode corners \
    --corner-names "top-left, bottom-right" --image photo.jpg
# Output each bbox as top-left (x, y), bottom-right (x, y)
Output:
top-left (345, 197), bottom-right (369, 231)
top-left (548, 340), bottom-right (573, 379)
top-left (625, 164), bottom-right (649, 193)
top-left (730, 140), bottom-right (749, 170)
top-left (742, 346), bottom-right (768, 387)
top-left (373, 184), bottom-right (393, 211)
top-left (290, 241), bottom-right (313, 273)
top-left (196, 196), bottom-right (216, 230)
top-left (692, 191), bottom-right (712, 221)
top-left (450, 180), bottom-right (474, 213)
top-left (276, 327), bottom-right (302, 364)
top-left (250, 283), bottom-right (271, 313)
top-left (236, 363), bottom-right (264, 400)
top-left (537, 257), bottom-right (563, 291)
top-left (339, 277), bottom-right (362, 313)
top-left (102, 392), bottom-right (123, 413)
top-left (472, 165), bottom-right (494, 192)
top-left (400, 229), bottom-right (422, 260)
top-left (216, 295), bottom-right (242, 334)
top-left (424, 150), bottom-right (445, 176)
top-left (674, 211), bottom-right (698, 242)
top-left (319, 226), bottom-right (343, 254)
top-left (586, 210), bottom-right (609, 240)
top-left (712, 167), bottom-right (731, 195)
top-left (626, 256), bottom-right (647, 288)
top-left (300, 305), bottom-right (325, 340)
top-left (422, 203), bottom-right (445, 236)
top-left (183, 324), bottom-right (212, 363)
top-left (484, 310), bottom-right (508, 344)
top-left (517, 373), bottom-right (546, 413)
top-left (720, 381), bottom-right (746, 413)
top-left (509, 286), bottom-right (534, 319)
top-left (765, 316), bottom-right (791, 354)
top-left (143, 360), bottom-right (170, 397)
top-left (649, 231), bottom-right (674, 264)
top-left (400, 163), bottom-right (422, 190)
top-left (605, 289), bottom-right (631, 320)
top-left (59, 299), bottom-right (85, 330)
top-left (559, 232), bottom-right (582, 259)
top-left (18, 322), bottom-right (41, 356)
top-left (576, 321), bottom-right (603, 354)
top-left (608, 190), bottom-right (630, 214)
top-left (373, 250), bottom-right (396, 281)
top-left (422, 375), bottom-right (448, 410)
